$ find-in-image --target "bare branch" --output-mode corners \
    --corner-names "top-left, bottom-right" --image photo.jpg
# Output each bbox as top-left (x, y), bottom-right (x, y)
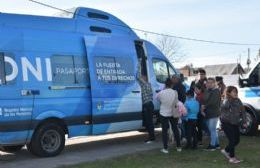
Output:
top-left (155, 36), bottom-right (186, 64)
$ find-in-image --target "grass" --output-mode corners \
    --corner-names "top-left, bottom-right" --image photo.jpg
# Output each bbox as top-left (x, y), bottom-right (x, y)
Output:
top-left (61, 136), bottom-right (260, 168)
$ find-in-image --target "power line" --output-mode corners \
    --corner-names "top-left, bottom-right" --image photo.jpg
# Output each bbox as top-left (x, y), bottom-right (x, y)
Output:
top-left (28, 0), bottom-right (260, 46)
top-left (199, 49), bottom-right (259, 58)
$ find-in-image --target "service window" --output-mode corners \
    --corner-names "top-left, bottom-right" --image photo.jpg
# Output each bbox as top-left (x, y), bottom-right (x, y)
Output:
top-left (152, 59), bottom-right (169, 83)
top-left (115, 57), bottom-right (135, 83)
top-left (94, 56), bottom-right (135, 84)
top-left (51, 55), bottom-right (89, 85)
top-left (168, 65), bottom-right (176, 77)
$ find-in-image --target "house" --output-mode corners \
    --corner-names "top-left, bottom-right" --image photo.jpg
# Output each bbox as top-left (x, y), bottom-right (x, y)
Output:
top-left (202, 63), bottom-right (245, 76)
top-left (178, 63), bottom-right (245, 77)
top-left (178, 64), bottom-right (194, 77)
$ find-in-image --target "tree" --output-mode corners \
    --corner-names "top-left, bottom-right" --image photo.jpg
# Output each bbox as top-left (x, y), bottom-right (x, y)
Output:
top-left (155, 36), bottom-right (186, 63)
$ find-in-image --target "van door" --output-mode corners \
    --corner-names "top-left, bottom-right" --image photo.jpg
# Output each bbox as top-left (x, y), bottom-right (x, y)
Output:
top-left (0, 52), bottom-right (34, 145)
top-left (84, 36), bottom-right (143, 135)
top-left (134, 40), bottom-right (161, 123)
top-left (143, 41), bottom-right (178, 113)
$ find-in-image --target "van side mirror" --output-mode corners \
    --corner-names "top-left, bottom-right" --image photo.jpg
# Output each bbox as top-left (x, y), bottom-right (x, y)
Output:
top-left (239, 76), bottom-right (249, 88)
top-left (242, 80), bottom-right (249, 86)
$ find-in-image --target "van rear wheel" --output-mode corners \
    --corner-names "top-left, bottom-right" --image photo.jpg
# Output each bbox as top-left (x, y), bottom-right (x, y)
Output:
top-left (27, 123), bottom-right (65, 157)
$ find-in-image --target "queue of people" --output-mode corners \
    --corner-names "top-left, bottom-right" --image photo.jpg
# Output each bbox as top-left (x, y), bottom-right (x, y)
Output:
top-left (138, 65), bottom-right (247, 164)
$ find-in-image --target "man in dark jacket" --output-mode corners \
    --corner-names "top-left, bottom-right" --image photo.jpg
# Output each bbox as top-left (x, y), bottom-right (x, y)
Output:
top-left (202, 77), bottom-right (221, 151)
top-left (215, 76), bottom-right (226, 98)
top-left (190, 68), bottom-right (207, 92)
top-left (190, 69), bottom-right (207, 145)
top-left (171, 74), bottom-right (186, 103)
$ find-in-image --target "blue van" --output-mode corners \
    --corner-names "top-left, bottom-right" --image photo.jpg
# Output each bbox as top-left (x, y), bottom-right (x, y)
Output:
top-left (0, 7), bottom-right (178, 157)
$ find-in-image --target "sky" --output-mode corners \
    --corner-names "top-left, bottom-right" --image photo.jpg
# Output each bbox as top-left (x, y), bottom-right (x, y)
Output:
top-left (0, 0), bottom-right (260, 68)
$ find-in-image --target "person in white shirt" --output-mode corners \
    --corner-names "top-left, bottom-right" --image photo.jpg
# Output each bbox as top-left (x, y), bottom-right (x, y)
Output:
top-left (157, 78), bottom-right (182, 154)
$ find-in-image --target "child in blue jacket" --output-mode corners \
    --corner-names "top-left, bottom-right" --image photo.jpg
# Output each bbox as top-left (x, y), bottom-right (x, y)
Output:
top-left (184, 90), bottom-right (200, 149)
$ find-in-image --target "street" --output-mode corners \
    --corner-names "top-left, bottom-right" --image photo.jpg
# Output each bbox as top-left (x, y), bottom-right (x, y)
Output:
top-left (0, 130), bottom-right (162, 168)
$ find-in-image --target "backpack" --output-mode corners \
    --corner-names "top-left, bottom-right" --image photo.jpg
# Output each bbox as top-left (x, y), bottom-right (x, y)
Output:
top-left (178, 101), bottom-right (187, 117)
top-left (171, 90), bottom-right (180, 118)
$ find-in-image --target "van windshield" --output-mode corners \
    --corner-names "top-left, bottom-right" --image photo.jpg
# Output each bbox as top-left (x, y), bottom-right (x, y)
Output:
top-left (243, 61), bottom-right (260, 79)
top-left (248, 62), bottom-right (260, 86)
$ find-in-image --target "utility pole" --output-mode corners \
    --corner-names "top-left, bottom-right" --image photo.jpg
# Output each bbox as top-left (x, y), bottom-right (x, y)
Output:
top-left (237, 54), bottom-right (242, 74)
top-left (236, 56), bottom-right (239, 74)
top-left (258, 48), bottom-right (260, 61)
top-left (246, 48), bottom-right (251, 71)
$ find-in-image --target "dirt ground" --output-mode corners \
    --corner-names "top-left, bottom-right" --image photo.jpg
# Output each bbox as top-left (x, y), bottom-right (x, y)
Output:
top-left (0, 130), bottom-right (163, 168)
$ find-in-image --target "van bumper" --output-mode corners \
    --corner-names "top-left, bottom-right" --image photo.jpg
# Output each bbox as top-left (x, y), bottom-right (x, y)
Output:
top-left (0, 130), bottom-right (32, 146)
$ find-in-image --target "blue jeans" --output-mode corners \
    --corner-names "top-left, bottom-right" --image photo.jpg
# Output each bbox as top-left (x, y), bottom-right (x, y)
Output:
top-left (206, 117), bottom-right (219, 146)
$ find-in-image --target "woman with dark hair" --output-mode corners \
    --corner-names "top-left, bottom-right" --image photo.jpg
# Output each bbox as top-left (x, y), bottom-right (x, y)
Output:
top-left (220, 86), bottom-right (247, 164)
top-left (157, 78), bottom-right (181, 154)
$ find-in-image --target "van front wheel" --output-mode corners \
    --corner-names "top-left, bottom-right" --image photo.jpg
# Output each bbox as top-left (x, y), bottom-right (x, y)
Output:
top-left (240, 110), bottom-right (258, 136)
top-left (27, 123), bottom-right (65, 157)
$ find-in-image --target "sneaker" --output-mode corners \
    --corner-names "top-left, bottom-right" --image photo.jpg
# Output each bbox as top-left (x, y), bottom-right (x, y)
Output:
top-left (160, 148), bottom-right (169, 154)
top-left (215, 144), bottom-right (221, 149)
top-left (144, 140), bottom-right (154, 144)
top-left (144, 138), bottom-right (155, 144)
top-left (204, 145), bottom-right (216, 151)
top-left (229, 157), bottom-right (241, 164)
top-left (221, 149), bottom-right (230, 159)
top-left (198, 141), bottom-right (203, 147)
top-left (176, 147), bottom-right (182, 152)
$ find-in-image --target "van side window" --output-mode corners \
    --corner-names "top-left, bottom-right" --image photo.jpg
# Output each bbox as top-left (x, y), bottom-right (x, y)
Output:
top-left (248, 63), bottom-right (260, 87)
top-left (168, 65), bottom-right (176, 77)
top-left (90, 26), bottom-right (112, 33)
top-left (51, 55), bottom-right (89, 85)
top-left (0, 53), bottom-right (15, 85)
top-left (135, 41), bottom-right (148, 78)
top-left (94, 56), bottom-right (135, 84)
top-left (87, 12), bottom-right (109, 20)
top-left (74, 56), bottom-right (89, 84)
top-left (115, 57), bottom-right (135, 83)
top-left (0, 53), bottom-right (6, 85)
top-left (152, 59), bottom-right (168, 83)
